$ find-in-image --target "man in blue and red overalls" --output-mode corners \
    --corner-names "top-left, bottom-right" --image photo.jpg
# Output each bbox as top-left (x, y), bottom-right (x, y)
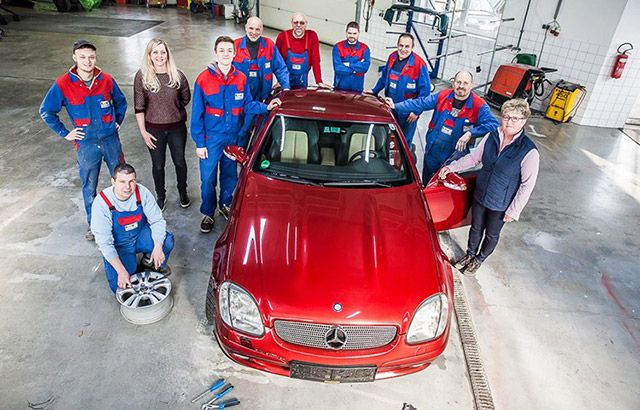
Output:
top-left (192, 36), bottom-right (281, 233)
top-left (233, 16), bottom-right (289, 145)
top-left (276, 12), bottom-right (332, 90)
top-left (387, 71), bottom-right (499, 183)
top-left (332, 21), bottom-right (370, 92)
top-left (368, 33), bottom-right (431, 148)
top-left (91, 163), bottom-right (174, 293)
top-left (40, 40), bottom-right (127, 241)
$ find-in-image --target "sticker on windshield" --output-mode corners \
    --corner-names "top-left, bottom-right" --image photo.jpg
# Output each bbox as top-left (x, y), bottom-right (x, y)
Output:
top-left (323, 126), bottom-right (341, 133)
top-left (389, 124), bottom-right (396, 131)
top-left (260, 160), bottom-right (270, 169)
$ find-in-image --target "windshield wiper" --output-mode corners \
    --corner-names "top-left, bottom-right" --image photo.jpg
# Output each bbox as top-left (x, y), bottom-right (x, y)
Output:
top-left (263, 170), bottom-right (321, 186)
top-left (322, 180), bottom-right (392, 187)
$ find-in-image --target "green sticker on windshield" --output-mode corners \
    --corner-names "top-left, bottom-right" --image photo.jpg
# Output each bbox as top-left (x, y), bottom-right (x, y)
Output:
top-left (323, 126), bottom-right (341, 133)
top-left (260, 160), bottom-right (270, 169)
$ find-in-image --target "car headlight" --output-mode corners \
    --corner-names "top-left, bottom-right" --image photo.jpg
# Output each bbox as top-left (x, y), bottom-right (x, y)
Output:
top-left (406, 293), bottom-right (449, 344)
top-left (218, 282), bottom-right (264, 337)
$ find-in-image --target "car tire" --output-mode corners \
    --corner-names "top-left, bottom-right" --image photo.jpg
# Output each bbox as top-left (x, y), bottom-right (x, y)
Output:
top-left (205, 274), bottom-right (215, 325)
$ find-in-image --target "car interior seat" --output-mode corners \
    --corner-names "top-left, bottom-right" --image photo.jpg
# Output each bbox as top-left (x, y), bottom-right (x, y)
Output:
top-left (337, 124), bottom-right (387, 165)
top-left (268, 117), bottom-right (321, 164)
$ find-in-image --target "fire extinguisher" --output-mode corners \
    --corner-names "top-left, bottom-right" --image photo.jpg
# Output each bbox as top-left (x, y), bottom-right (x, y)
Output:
top-left (611, 42), bottom-right (633, 79)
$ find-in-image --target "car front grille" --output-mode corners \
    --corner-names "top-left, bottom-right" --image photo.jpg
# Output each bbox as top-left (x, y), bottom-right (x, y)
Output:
top-left (273, 320), bottom-right (397, 350)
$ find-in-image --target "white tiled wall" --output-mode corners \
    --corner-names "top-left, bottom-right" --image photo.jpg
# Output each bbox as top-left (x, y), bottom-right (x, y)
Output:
top-left (358, 0), bottom-right (640, 128)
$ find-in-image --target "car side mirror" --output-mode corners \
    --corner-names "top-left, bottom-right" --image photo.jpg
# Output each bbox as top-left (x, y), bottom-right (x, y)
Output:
top-left (440, 172), bottom-right (467, 191)
top-left (224, 145), bottom-right (248, 166)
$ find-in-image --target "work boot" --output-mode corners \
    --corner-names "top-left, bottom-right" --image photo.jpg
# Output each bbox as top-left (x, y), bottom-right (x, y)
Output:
top-left (157, 197), bottom-right (166, 212)
top-left (85, 228), bottom-right (95, 241)
top-left (453, 254), bottom-right (473, 270)
top-left (179, 192), bottom-right (191, 208)
top-left (200, 215), bottom-right (215, 233)
top-left (461, 258), bottom-right (482, 276)
top-left (219, 204), bottom-right (231, 220)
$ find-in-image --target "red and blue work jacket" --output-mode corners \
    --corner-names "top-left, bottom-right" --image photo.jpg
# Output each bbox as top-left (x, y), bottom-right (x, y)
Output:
top-left (233, 36), bottom-right (290, 102)
top-left (39, 67), bottom-right (127, 141)
top-left (191, 64), bottom-right (267, 148)
top-left (396, 89), bottom-right (499, 172)
top-left (371, 51), bottom-right (430, 104)
top-left (332, 40), bottom-right (371, 92)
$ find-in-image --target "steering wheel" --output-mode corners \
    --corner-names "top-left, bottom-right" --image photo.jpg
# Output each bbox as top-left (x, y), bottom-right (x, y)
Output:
top-left (349, 150), bottom-right (380, 163)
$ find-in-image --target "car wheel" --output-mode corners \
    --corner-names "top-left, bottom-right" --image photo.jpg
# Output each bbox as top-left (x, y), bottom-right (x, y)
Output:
top-left (205, 274), bottom-right (215, 325)
top-left (115, 271), bottom-right (173, 325)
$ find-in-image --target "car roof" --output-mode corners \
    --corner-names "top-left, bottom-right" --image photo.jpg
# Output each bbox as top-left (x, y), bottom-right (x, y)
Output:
top-left (274, 89), bottom-right (395, 122)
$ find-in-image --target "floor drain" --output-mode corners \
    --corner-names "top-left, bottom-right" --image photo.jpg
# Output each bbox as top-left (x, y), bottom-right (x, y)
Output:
top-left (453, 272), bottom-right (495, 410)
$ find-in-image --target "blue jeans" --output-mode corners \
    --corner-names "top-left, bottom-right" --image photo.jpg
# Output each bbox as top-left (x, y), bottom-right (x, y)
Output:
top-left (77, 134), bottom-right (123, 225)
top-left (104, 225), bottom-right (175, 293)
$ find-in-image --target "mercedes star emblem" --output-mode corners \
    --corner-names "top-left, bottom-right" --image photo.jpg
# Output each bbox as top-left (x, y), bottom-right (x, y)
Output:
top-left (333, 302), bottom-right (343, 312)
top-left (325, 326), bottom-right (348, 349)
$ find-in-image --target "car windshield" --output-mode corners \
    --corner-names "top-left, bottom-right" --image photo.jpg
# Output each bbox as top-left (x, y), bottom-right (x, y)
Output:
top-left (252, 115), bottom-right (413, 186)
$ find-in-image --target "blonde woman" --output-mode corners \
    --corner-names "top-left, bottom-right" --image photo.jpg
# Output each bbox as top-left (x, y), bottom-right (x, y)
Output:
top-left (134, 38), bottom-right (191, 210)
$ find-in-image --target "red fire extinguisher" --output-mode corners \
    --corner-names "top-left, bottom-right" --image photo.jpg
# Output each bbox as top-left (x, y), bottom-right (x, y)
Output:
top-left (611, 42), bottom-right (633, 79)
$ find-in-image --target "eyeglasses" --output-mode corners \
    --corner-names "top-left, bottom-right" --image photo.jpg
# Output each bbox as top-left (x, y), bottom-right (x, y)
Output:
top-left (501, 115), bottom-right (526, 122)
top-left (292, 21), bottom-right (306, 25)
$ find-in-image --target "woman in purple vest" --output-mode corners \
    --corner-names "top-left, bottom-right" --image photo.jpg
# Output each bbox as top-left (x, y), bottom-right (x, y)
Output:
top-left (439, 99), bottom-right (540, 275)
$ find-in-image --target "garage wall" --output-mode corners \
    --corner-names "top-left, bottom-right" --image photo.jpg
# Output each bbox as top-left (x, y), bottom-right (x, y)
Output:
top-left (259, 0), bottom-right (358, 45)
top-left (357, 0), bottom-right (639, 128)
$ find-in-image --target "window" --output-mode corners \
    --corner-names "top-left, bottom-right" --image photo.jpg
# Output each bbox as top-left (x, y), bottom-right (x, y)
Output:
top-left (252, 116), bottom-right (413, 187)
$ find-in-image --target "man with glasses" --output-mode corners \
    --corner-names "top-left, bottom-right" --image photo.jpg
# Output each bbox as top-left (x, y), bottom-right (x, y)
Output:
top-left (275, 12), bottom-right (331, 89)
top-left (386, 71), bottom-right (498, 183)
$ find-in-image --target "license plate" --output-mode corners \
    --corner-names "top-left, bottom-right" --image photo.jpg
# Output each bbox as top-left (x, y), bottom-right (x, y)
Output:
top-left (290, 361), bottom-right (377, 383)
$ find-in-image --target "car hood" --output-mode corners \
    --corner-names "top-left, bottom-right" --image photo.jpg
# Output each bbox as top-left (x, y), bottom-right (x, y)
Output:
top-left (226, 173), bottom-right (443, 329)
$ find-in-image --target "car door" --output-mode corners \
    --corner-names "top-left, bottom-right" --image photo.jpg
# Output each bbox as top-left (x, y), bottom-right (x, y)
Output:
top-left (423, 167), bottom-right (478, 232)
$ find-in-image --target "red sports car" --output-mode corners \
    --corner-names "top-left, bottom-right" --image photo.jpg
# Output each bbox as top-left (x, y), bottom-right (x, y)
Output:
top-left (206, 89), bottom-right (475, 382)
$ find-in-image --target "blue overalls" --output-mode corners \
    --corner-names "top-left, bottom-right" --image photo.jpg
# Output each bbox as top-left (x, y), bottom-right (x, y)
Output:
top-left (99, 187), bottom-right (174, 293)
top-left (39, 68), bottom-right (127, 225)
top-left (332, 40), bottom-right (371, 92)
top-left (284, 33), bottom-right (310, 89)
top-left (395, 89), bottom-right (499, 182)
top-left (191, 65), bottom-right (267, 216)
top-left (371, 52), bottom-right (431, 147)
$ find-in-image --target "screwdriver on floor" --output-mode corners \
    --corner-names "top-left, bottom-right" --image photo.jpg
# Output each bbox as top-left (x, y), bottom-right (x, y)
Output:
top-left (201, 384), bottom-right (234, 408)
top-left (207, 398), bottom-right (240, 410)
top-left (191, 378), bottom-right (225, 403)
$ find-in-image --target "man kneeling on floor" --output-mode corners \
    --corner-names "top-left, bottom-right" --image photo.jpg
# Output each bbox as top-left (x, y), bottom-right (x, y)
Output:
top-left (91, 163), bottom-right (174, 293)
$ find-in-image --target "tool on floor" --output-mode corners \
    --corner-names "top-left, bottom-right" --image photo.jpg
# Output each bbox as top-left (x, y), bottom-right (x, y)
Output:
top-left (200, 384), bottom-right (234, 410)
top-left (191, 378), bottom-right (225, 403)
top-left (203, 398), bottom-right (241, 410)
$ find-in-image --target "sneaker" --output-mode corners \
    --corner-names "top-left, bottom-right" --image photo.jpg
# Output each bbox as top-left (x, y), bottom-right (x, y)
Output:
top-left (158, 264), bottom-right (172, 277)
top-left (461, 258), bottom-right (482, 276)
top-left (157, 197), bottom-right (166, 212)
top-left (200, 215), bottom-right (215, 233)
top-left (85, 229), bottom-right (95, 241)
top-left (453, 254), bottom-right (473, 270)
top-left (179, 192), bottom-right (191, 208)
top-left (141, 254), bottom-right (153, 270)
top-left (219, 204), bottom-right (231, 220)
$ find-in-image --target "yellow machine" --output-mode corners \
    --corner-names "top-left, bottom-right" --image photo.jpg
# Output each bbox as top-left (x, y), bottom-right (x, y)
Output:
top-left (546, 81), bottom-right (586, 123)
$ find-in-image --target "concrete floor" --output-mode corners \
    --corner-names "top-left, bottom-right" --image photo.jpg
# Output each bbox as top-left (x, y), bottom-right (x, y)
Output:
top-left (0, 5), bottom-right (638, 410)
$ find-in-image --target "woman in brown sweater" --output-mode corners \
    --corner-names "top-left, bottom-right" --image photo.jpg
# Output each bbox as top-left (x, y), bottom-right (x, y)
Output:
top-left (134, 38), bottom-right (191, 210)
